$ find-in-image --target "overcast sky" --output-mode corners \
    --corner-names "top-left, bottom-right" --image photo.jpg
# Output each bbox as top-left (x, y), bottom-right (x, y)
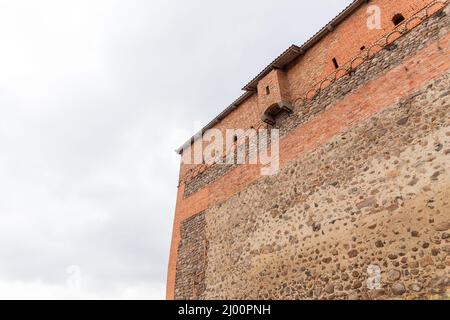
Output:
top-left (0, 0), bottom-right (353, 299)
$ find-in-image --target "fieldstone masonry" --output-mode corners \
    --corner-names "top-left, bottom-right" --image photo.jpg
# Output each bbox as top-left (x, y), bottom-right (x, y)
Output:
top-left (170, 1), bottom-right (450, 300)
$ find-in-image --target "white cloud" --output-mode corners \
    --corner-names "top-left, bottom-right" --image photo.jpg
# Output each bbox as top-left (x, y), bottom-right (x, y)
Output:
top-left (0, 0), bottom-right (353, 299)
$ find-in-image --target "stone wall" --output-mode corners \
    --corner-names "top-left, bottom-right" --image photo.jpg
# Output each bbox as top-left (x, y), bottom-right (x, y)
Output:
top-left (180, 0), bottom-right (440, 190)
top-left (183, 7), bottom-right (449, 198)
top-left (170, 3), bottom-right (450, 300)
top-left (178, 0), bottom-right (435, 187)
top-left (174, 212), bottom-right (207, 300)
top-left (202, 72), bottom-right (450, 299)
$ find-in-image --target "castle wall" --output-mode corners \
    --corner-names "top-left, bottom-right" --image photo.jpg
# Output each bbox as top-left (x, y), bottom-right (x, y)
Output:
top-left (168, 0), bottom-right (450, 299)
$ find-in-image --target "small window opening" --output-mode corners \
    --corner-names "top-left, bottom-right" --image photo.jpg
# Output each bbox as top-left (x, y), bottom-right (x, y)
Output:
top-left (392, 13), bottom-right (405, 26)
top-left (265, 86), bottom-right (270, 95)
top-left (332, 57), bottom-right (339, 69)
top-left (360, 46), bottom-right (366, 51)
top-left (233, 135), bottom-right (238, 143)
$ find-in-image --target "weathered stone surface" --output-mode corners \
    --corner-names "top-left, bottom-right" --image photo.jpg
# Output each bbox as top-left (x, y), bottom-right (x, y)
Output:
top-left (397, 117), bottom-right (409, 126)
top-left (352, 281), bottom-right (362, 289)
top-left (429, 276), bottom-right (449, 291)
top-left (375, 240), bottom-right (384, 248)
top-left (411, 231), bottom-right (420, 237)
top-left (347, 293), bottom-right (360, 300)
top-left (421, 256), bottom-right (434, 268)
top-left (174, 212), bottom-right (207, 300)
top-left (182, 6), bottom-right (450, 198)
top-left (409, 283), bottom-right (422, 292)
